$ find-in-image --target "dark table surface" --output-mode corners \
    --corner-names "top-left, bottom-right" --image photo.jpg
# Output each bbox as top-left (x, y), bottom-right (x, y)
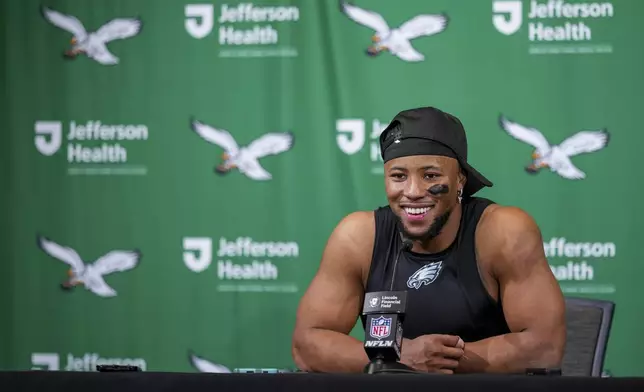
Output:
top-left (2, 371), bottom-right (644, 392)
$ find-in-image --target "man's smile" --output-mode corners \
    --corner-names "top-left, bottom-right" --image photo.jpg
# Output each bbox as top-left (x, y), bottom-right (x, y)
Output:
top-left (401, 205), bottom-right (435, 221)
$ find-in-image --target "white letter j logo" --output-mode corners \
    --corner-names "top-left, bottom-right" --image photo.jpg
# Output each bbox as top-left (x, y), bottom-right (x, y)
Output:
top-left (492, 1), bottom-right (523, 36)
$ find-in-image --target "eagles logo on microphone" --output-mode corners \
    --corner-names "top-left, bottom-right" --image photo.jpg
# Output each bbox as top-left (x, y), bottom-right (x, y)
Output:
top-left (370, 316), bottom-right (392, 340)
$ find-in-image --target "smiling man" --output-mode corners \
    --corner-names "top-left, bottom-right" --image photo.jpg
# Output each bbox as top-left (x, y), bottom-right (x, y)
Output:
top-left (292, 106), bottom-right (566, 374)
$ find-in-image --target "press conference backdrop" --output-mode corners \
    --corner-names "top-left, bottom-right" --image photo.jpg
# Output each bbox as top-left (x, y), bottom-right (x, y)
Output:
top-left (1, 0), bottom-right (642, 377)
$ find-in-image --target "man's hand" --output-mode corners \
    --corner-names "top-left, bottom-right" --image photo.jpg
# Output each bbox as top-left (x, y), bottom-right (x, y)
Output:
top-left (400, 335), bottom-right (465, 374)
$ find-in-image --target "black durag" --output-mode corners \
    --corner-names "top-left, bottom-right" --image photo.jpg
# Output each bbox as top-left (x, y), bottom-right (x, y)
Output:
top-left (382, 137), bottom-right (458, 163)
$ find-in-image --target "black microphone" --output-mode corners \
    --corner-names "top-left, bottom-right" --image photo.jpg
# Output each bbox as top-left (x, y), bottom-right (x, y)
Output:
top-left (361, 234), bottom-right (414, 374)
top-left (390, 237), bottom-right (413, 291)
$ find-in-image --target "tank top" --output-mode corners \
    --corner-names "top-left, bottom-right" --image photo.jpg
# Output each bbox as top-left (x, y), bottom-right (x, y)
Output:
top-left (364, 197), bottom-right (511, 342)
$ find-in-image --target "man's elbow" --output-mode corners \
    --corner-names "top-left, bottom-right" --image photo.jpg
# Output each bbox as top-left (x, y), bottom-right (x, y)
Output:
top-left (291, 329), bottom-right (312, 372)
top-left (535, 343), bottom-right (564, 368)
top-left (291, 343), bottom-right (311, 372)
top-left (528, 327), bottom-right (566, 368)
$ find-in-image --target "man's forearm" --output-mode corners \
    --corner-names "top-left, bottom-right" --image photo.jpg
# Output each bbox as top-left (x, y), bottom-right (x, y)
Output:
top-left (292, 328), bottom-right (368, 373)
top-left (455, 331), bottom-right (563, 374)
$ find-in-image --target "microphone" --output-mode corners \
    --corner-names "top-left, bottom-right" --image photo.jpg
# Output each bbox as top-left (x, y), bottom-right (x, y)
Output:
top-left (361, 234), bottom-right (414, 374)
top-left (390, 238), bottom-right (413, 290)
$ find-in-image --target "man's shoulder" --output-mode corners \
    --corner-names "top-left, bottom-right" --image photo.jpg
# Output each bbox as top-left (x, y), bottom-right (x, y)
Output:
top-left (336, 205), bottom-right (397, 235)
top-left (476, 204), bottom-right (544, 274)
top-left (334, 210), bottom-right (376, 238)
top-left (324, 210), bottom-right (377, 281)
top-left (478, 204), bottom-right (539, 236)
top-left (331, 210), bottom-right (380, 256)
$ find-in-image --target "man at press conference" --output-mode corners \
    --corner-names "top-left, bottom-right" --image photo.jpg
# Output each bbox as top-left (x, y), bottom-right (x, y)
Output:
top-left (291, 107), bottom-right (566, 374)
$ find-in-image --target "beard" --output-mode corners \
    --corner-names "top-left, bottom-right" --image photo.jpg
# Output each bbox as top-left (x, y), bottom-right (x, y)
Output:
top-left (398, 207), bottom-right (453, 242)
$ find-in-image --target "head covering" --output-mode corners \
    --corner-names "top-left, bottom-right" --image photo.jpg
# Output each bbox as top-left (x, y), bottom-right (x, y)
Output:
top-left (379, 106), bottom-right (493, 196)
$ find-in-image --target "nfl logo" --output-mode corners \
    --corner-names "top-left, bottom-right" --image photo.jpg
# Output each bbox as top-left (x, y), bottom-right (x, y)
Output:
top-left (370, 316), bottom-right (391, 340)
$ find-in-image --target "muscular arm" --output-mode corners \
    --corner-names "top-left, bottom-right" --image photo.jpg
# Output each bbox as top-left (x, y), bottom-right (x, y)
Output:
top-left (456, 206), bottom-right (566, 374)
top-left (291, 212), bottom-right (374, 373)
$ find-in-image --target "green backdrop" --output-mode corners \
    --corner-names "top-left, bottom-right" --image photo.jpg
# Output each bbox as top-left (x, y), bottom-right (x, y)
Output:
top-left (1, 0), bottom-right (642, 377)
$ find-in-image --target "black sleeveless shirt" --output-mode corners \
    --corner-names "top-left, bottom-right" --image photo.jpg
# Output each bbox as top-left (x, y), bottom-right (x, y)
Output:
top-left (364, 197), bottom-right (511, 342)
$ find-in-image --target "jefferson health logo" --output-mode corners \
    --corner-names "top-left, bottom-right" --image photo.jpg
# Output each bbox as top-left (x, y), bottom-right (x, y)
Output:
top-left (492, 0), bottom-right (615, 55)
top-left (185, 3), bottom-right (300, 58)
top-left (339, 1), bottom-right (448, 62)
top-left (336, 117), bottom-right (390, 174)
top-left (34, 120), bottom-right (150, 176)
top-left (41, 6), bottom-right (142, 66)
top-left (545, 237), bottom-right (617, 294)
top-left (183, 236), bottom-right (300, 293)
top-left (499, 115), bottom-right (609, 180)
top-left (190, 118), bottom-right (294, 181)
top-left (36, 234), bottom-right (142, 298)
top-left (31, 352), bottom-right (147, 371)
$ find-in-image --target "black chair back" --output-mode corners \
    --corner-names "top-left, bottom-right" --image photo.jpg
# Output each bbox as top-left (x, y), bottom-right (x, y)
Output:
top-left (561, 297), bottom-right (615, 376)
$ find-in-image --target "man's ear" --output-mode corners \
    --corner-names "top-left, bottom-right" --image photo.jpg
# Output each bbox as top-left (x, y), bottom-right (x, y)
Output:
top-left (458, 170), bottom-right (467, 191)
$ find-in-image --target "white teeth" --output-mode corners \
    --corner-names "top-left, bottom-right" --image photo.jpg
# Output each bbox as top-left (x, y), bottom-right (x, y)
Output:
top-left (405, 207), bottom-right (431, 215)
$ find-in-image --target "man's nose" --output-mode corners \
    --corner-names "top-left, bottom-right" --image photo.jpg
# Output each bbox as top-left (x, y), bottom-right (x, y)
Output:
top-left (404, 178), bottom-right (426, 199)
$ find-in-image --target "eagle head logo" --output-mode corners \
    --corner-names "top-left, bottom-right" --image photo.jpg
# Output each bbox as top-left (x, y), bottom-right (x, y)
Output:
top-left (407, 261), bottom-right (443, 290)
